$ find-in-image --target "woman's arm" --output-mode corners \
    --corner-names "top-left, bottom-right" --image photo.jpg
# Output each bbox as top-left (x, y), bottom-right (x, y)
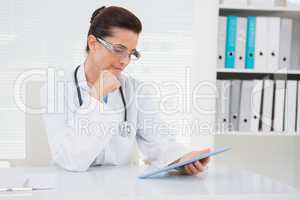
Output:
top-left (41, 84), bottom-right (119, 172)
top-left (135, 80), bottom-right (211, 175)
top-left (134, 80), bottom-right (187, 167)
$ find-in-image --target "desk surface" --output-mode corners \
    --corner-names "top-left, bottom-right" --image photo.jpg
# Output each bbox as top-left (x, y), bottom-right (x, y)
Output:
top-left (0, 166), bottom-right (299, 200)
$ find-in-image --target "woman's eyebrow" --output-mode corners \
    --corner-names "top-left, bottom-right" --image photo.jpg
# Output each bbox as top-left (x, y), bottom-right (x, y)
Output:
top-left (115, 43), bottom-right (128, 49)
top-left (116, 43), bottom-right (136, 52)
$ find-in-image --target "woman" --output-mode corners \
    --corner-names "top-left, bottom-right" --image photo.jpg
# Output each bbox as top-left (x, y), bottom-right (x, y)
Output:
top-left (42, 6), bottom-right (210, 175)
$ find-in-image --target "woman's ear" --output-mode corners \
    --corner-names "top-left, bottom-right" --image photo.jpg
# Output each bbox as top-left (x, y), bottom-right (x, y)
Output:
top-left (87, 35), bottom-right (97, 52)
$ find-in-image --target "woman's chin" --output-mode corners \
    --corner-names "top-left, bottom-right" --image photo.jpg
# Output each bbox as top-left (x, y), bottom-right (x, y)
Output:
top-left (112, 68), bottom-right (123, 75)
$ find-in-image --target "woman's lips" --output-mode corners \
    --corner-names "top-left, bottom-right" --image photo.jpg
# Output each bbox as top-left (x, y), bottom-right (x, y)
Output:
top-left (113, 66), bottom-right (124, 71)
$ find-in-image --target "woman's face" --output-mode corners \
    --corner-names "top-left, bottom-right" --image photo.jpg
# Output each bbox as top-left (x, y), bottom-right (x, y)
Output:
top-left (88, 27), bottom-right (139, 76)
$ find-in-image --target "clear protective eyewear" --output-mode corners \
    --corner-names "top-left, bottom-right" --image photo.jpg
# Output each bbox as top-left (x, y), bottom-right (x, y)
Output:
top-left (96, 37), bottom-right (141, 61)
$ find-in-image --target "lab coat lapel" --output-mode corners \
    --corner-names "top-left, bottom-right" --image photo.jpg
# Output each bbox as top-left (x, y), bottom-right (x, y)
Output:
top-left (106, 74), bottom-right (126, 121)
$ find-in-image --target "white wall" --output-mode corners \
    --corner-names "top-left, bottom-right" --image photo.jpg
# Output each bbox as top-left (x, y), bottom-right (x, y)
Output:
top-left (214, 136), bottom-right (300, 188)
top-left (189, 0), bottom-right (218, 150)
top-left (1, 0), bottom-right (219, 165)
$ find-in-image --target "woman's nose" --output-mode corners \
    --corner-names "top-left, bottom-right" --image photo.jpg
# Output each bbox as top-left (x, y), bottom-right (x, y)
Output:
top-left (119, 56), bottom-right (130, 66)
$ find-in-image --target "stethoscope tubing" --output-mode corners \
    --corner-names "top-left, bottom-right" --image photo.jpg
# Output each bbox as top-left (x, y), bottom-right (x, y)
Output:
top-left (74, 65), bottom-right (127, 122)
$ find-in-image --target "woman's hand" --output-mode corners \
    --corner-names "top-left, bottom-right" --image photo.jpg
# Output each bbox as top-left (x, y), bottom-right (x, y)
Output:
top-left (175, 148), bottom-right (211, 176)
top-left (89, 70), bottom-right (121, 101)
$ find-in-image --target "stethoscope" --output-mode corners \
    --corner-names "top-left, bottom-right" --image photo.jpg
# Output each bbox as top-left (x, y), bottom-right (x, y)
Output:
top-left (74, 65), bottom-right (131, 137)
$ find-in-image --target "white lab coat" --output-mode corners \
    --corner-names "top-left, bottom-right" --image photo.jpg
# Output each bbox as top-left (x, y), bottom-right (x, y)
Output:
top-left (41, 64), bottom-right (186, 172)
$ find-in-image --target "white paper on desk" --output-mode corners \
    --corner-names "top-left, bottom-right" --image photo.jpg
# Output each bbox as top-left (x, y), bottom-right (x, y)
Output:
top-left (0, 176), bottom-right (26, 189)
top-left (0, 174), bottom-right (56, 190)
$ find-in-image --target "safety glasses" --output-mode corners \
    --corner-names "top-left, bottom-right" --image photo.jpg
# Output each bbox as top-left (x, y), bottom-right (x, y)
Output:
top-left (96, 37), bottom-right (141, 61)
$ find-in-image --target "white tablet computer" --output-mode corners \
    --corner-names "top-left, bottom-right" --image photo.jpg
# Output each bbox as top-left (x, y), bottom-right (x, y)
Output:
top-left (139, 147), bottom-right (231, 179)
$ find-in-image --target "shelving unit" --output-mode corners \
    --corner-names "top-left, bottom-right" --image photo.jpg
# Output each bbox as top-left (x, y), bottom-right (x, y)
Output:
top-left (216, 3), bottom-right (300, 134)
top-left (220, 4), bottom-right (300, 18)
top-left (217, 69), bottom-right (300, 80)
top-left (215, 131), bottom-right (300, 136)
top-left (217, 68), bottom-right (300, 74)
top-left (214, 3), bottom-right (300, 189)
top-left (220, 4), bottom-right (300, 12)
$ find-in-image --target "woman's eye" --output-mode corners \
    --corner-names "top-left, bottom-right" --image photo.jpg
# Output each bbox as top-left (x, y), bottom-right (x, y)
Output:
top-left (114, 46), bottom-right (126, 53)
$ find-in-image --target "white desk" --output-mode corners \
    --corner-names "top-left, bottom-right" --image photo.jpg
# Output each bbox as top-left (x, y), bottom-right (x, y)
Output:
top-left (0, 166), bottom-right (299, 200)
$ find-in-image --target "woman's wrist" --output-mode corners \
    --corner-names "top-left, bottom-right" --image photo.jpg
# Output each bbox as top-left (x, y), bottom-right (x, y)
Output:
top-left (88, 88), bottom-right (104, 101)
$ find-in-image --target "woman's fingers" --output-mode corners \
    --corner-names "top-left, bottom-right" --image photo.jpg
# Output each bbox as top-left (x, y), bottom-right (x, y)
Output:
top-left (197, 148), bottom-right (211, 167)
top-left (178, 148), bottom-right (213, 176)
top-left (184, 165), bottom-right (193, 175)
top-left (182, 161), bottom-right (206, 176)
top-left (187, 163), bottom-right (199, 174)
top-left (200, 157), bottom-right (210, 167)
top-left (193, 161), bottom-right (204, 172)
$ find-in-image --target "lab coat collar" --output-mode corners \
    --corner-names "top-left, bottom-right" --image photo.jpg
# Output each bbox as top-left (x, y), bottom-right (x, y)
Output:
top-left (76, 63), bottom-right (126, 92)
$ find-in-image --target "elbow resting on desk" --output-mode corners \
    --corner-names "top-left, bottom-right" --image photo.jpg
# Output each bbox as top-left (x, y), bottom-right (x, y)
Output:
top-left (50, 146), bottom-right (96, 172)
top-left (52, 155), bottom-right (91, 172)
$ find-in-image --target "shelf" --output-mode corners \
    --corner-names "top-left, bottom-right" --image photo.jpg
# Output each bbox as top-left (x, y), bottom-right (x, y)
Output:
top-left (217, 69), bottom-right (300, 80)
top-left (219, 5), bottom-right (300, 18)
top-left (214, 131), bottom-right (300, 136)
top-left (219, 5), bottom-right (300, 12)
top-left (217, 68), bottom-right (300, 74)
